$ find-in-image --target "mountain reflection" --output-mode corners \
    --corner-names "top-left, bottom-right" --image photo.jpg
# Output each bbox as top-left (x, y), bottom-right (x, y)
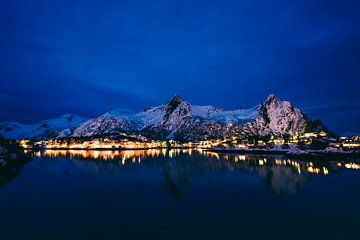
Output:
top-left (27, 149), bottom-right (360, 198)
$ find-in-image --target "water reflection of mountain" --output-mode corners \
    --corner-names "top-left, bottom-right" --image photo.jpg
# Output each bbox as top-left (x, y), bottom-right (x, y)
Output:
top-left (253, 165), bottom-right (310, 198)
top-left (28, 149), bottom-right (360, 198)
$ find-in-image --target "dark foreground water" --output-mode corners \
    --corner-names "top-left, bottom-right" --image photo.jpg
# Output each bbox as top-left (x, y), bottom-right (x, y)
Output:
top-left (0, 149), bottom-right (359, 240)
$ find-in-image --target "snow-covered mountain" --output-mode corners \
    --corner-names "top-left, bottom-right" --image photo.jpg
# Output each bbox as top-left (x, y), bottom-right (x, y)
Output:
top-left (71, 94), bottom-right (326, 141)
top-left (0, 95), bottom-right (327, 141)
top-left (0, 114), bottom-right (86, 140)
top-left (240, 94), bottom-right (326, 136)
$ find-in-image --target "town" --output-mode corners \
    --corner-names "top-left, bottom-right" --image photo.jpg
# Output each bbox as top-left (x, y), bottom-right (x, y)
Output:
top-left (17, 131), bottom-right (360, 154)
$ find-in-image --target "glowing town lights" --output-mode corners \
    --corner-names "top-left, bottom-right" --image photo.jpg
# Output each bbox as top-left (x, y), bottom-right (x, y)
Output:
top-left (319, 131), bottom-right (327, 137)
top-left (259, 159), bottom-right (264, 165)
top-left (303, 132), bottom-right (318, 138)
top-left (273, 139), bottom-right (285, 145)
top-left (342, 143), bottom-right (360, 148)
top-left (25, 138), bottom-right (202, 150)
top-left (21, 130), bottom-right (351, 154)
top-left (19, 139), bottom-right (31, 148)
top-left (236, 144), bottom-right (247, 148)
top-left (344, 163), bottom-right (360, 169)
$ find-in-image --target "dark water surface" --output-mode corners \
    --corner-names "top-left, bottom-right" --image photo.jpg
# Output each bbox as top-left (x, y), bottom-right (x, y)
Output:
top-left (0, 149), bottom-right (359, 240)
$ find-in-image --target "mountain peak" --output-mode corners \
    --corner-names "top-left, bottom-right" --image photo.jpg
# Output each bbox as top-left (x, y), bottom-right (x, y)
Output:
top-left (168, 94), bottom-right (183, 103)
top-left (266, 93), bottom-right (277, 100)
top-left (263, 94), bottom-right (280, 105)
top-left (165, 95), bottom-right (187, 111)
top-left (162, 95), bottom-right (191, 125)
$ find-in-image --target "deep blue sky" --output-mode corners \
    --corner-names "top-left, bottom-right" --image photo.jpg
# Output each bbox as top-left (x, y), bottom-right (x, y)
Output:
top-left (1, 0), bottom-right (359, 135)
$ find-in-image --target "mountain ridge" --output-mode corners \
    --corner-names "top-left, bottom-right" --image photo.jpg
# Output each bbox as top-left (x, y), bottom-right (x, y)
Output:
top-left (0, 94), bottom-right (327, 141)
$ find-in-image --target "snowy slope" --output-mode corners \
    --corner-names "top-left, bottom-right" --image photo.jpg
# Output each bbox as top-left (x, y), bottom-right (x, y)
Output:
top-left (0, 114), bottom-right (87, 140)
top-left (72, 109), bottom-right (141, 137)
top-left (208, 106), bottom-right (259, 124)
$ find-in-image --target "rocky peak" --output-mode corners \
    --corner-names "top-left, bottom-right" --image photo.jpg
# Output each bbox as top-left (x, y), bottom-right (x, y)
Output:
top-left (263, 94), bottom-right (280, 106)
top-left (166, 95), bottom-right (183, 107)
top-left (254, 94), bottom-right (310, 135)
top-left (163, 95), bottom-right (191, 127)
top-left (164, 95), bottom-right (189, 113)
top-left (261, 94), bottom-right (296, 115)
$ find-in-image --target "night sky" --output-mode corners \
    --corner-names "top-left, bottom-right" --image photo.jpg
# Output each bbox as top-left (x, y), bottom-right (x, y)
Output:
top-left (1, 0), bottom-right (359, 135)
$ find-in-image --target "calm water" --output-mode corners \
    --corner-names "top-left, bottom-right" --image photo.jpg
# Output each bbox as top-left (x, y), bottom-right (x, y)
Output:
top-left (0, 149), bottom-right (359, 240)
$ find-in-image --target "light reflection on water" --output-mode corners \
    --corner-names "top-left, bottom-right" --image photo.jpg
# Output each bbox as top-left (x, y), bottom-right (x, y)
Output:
top-left (29, 148), bottom-right (360, 175)
top-left (24, 148), bottom-right (360, 198)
